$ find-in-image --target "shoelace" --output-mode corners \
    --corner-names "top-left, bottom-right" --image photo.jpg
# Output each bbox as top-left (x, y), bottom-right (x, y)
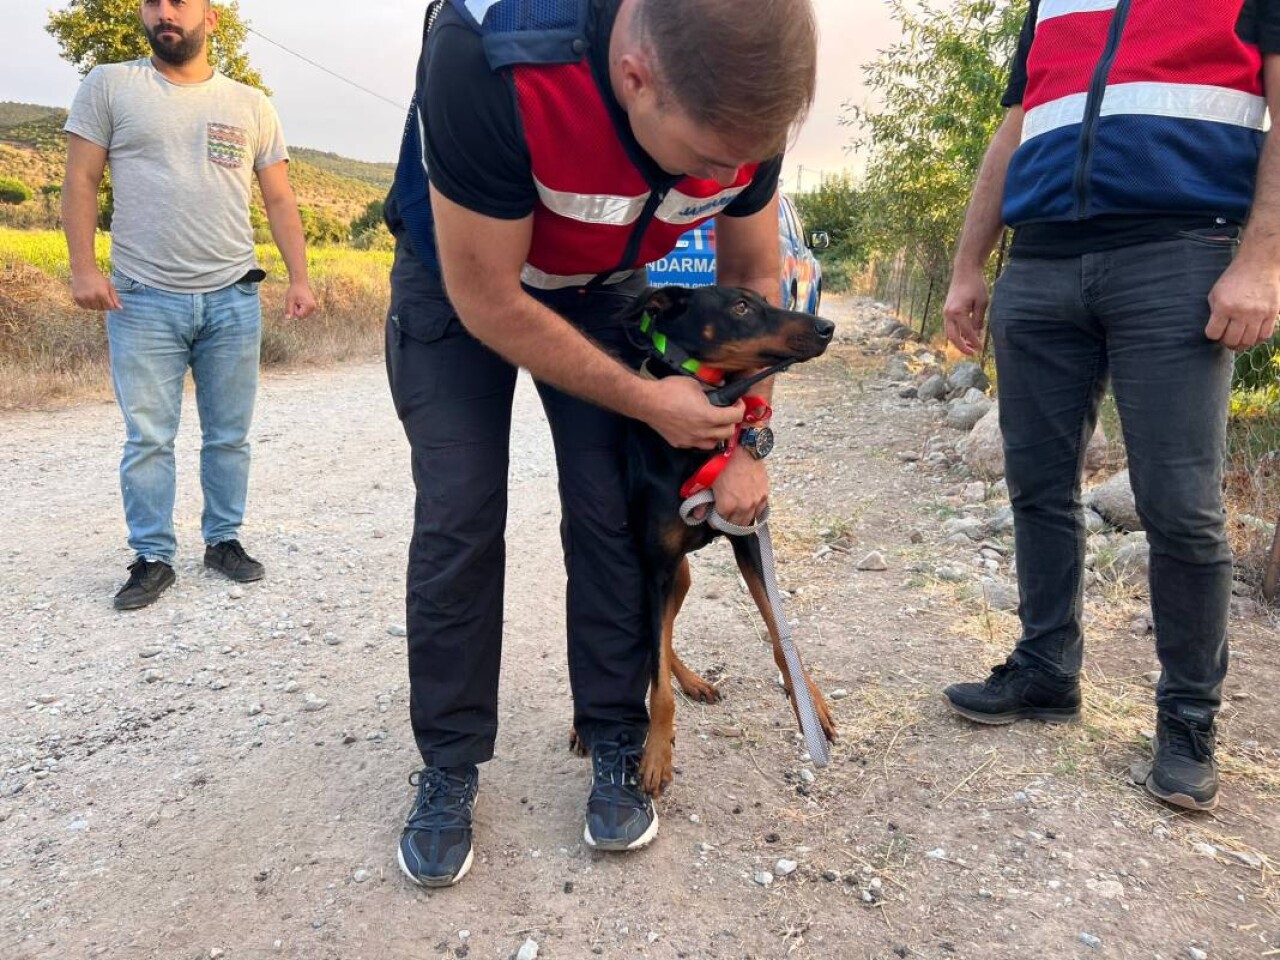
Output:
top-left (1162, 715), bottom-right (1214, 763)
top-left (986, 661), bottom-right (1018, 688)
top-left (220, 540), bottom-right (249, 561)
top-left (590, 741), bottom-right (648, 810)
top-left (125, 558), bottom-right (155, 585)
top-left (405, 768), bottom-right (474, 833)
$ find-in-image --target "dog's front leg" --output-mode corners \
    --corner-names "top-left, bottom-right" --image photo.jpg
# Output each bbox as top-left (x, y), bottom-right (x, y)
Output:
top-left (640, 583), bottom-right (681, 797)
top-left (666, 557), bottom-right (722, 704)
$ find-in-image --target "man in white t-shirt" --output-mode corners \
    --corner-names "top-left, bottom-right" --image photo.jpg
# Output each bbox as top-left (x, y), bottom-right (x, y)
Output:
top-left (63, 0), bottom-right (316, 610)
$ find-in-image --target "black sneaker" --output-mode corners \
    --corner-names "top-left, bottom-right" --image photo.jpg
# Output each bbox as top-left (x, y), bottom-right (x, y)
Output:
top-left (943, 658), bottom-right (1081, 725)
top-left (583, 735), bottom-right (659, 852)
top-left (113, 558), bottom-right (176, 611)
top-left (1146, 708), bottom-right (1219, 811)
top-left (204, 539), bottom-right (265, 583)
top-left (397, 765), bottom-right (479, 887)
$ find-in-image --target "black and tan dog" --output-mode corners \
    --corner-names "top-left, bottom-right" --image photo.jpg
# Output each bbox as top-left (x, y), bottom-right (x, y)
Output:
top-left (578, 285), bottom-right (839, 796)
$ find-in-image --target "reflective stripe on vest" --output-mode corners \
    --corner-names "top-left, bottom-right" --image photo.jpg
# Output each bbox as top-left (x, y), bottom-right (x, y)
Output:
top-left (513, 59), bottom-right (757, 289)
top-left (1023, 82), bottom-right (1266, 142)
top-left (1003, 0), bottom-right (1265, 227)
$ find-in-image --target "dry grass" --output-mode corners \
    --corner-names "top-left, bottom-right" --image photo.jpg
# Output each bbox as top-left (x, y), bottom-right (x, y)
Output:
top-left (945, 585), bottom-right (1280, 799)
top-left (0, 230), bottom-right (391, 410)
top-left (931, 584), bottom-right (1280, 910)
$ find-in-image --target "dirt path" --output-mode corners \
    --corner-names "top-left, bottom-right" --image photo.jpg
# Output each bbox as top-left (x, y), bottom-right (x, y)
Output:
top-left (1, 295), bottom-right (1276, 960)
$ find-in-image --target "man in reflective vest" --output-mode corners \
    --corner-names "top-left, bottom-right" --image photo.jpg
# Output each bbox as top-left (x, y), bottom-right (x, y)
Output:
top-left (384, 0), bottom-right (818, 885)
top-left (943, 0), bottom-right (1280, 812)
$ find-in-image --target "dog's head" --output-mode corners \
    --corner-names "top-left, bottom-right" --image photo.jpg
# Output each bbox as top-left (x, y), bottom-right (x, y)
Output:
top-left (626, 285), bottom-right (835, 375)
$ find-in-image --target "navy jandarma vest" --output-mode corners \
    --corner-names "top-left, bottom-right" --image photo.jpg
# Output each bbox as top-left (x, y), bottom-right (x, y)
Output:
top-left (391, 0), bottom-right (756, 290)
top-left (1003, 0), bottom-right (1266, 228)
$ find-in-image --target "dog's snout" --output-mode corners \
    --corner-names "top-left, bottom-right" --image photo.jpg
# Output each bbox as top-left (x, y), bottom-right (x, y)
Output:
top-left (815, 318), bottom-right (835, 341)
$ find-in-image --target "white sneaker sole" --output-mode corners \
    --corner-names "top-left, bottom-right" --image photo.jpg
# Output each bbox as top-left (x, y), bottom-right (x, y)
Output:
top-left (582, 807), bottom-right (660, 852)
top-left (398, 842), bottom-right (474, 888)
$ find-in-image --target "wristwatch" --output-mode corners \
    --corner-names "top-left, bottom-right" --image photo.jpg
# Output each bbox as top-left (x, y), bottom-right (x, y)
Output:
top-left (740, 424), bottom-right (775, 460)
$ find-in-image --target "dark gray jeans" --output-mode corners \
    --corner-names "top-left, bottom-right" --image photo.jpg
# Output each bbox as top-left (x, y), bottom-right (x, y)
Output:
top-left (992, 230), bottom-right (1236, 717)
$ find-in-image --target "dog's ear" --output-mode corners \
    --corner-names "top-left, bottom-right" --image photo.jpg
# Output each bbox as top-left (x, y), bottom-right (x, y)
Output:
top-left (615, 286), bottom-right (694, 326)
top-left (645, 286), bottom-right (694, 320)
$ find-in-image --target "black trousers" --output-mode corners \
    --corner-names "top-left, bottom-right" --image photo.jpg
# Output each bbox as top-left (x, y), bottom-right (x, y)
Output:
top-left (385, 253), bottom-right (653, 767)
top-left (993, 231), bottom-right (1236, 719)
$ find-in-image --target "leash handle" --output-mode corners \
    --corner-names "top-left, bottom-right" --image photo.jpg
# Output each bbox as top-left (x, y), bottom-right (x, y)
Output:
top-left (679, 491), bottom-right (831, 767)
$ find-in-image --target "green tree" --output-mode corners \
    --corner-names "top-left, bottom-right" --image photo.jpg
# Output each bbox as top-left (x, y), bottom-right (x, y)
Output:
top-left (350, 199), bottom-right (385, 236)
top-left (47, 0), bottom-right (266, 90)
top-left (793, 175), bottom-right (868, 264)
top-left (299, 205), bottom-right (349, 246)
top-left (0, 178), bottom-right (34, 205)
top-left (97, 170), bottom-right (114, 230)
top-left (847, 0), bottom-right (1024, 305)
top-left (349, 198), bottom-right (391, 249)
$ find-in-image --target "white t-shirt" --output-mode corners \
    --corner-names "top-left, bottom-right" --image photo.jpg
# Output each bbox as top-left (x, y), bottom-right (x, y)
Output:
top-left (65, 59), bottom-right (289, 293)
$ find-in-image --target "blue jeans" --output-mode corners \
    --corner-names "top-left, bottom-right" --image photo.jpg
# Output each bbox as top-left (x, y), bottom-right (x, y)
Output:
top-left (992, 232), bottom-right (1236, 717)
top-left (106, 270), bottom-right (262, 565)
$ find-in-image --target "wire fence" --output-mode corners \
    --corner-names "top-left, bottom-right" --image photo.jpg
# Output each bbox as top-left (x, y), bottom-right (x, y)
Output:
top-left (859, 245), bottom-right (1280, 600)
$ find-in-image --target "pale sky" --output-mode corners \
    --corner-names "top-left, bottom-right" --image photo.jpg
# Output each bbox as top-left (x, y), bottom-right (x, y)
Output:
top-left (0, 0), bottom-right (897, 188)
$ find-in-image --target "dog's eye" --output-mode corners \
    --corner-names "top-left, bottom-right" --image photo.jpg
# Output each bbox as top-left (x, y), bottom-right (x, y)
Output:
top-left (731, 301), bottom-right (749, 317)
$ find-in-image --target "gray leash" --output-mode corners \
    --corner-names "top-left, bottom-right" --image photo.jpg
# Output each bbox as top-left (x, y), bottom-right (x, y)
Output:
top-left (679, 490), bottom-right (831, 768)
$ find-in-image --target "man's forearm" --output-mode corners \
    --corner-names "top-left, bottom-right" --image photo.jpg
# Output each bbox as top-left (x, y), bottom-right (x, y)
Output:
top-left (62, 179), bottom-right (101, 276)
top-left (263, 198), bottom-right (309, 281)
top-left (1238, 129), bottom-right (1280, 275)
top-left (953, 109), bottom-right (1024, 271)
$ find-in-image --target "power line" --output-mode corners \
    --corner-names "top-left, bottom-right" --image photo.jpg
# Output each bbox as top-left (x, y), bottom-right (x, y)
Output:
top-left (246, 26), bottom-right (406, 112)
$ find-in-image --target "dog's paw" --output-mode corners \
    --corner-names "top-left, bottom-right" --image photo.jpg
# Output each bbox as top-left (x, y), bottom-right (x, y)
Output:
top-left (673, 662), bottom-right (722, 704)
top-left (786, 679), bottom-right (838, 744)
top-left (678, 674), bottom-right (722, 704)
top-left (568, 727), bottom-right (589, 757)
top-left (809, 680), bottom-right (838, 743)
top-left (639, 740), bottom-right (675, 798)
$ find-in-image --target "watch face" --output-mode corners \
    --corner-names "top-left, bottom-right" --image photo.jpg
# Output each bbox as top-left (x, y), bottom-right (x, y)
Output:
top-left (745, 426), bottom-right (774, 459)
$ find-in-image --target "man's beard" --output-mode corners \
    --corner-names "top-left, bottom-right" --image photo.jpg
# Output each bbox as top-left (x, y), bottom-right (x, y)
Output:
top-left (145, 22), bottom-right (206, 66)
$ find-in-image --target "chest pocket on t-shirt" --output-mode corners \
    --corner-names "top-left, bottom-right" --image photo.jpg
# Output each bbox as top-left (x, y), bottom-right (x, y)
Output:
top-left (207, 123), bottom-right (249, 169)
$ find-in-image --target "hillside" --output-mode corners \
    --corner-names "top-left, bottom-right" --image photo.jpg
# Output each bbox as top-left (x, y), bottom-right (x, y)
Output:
top-left (289, 146), bottom-right (395, 190)
top-left (0, 102), bottom-right (389, 227)
top-left (0, 102), bottom-right (65, 128)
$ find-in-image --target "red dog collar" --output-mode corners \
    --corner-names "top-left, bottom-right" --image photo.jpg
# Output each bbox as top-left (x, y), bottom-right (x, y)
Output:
top-left (679, 395), bottom-right (772, 499)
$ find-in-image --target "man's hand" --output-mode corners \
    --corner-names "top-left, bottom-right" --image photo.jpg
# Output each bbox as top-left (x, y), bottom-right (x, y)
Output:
top-left (644, 376), bottom-right (744, 449)
top-left (70, 269), bottom-right (122, 312)
top-left (710, 448), bottom-right (768, 527)
top-left (1207, 257), bottom-right (1280, 350)
top-left (943, 265), bottom-right (989, 356)
top-left (284, 280), bottom-right (317, 320)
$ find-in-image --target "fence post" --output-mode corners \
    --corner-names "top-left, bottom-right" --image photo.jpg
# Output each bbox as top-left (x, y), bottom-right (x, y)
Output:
top-left (896, 253), bottom-right (909, 315)
top-left (1265, 516), bottom-right (1280, 602)
top-left (919, 277), bottom-right (935, 338)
